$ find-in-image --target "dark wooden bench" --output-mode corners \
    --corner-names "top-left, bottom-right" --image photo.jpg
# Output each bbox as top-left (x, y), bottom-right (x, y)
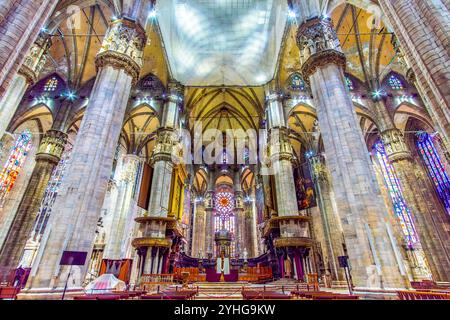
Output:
top-left (397, 290), bottom-right (450, 300)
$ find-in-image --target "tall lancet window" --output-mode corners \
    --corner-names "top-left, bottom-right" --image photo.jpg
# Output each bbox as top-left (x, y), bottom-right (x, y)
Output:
top-left (374, 142), bottom-right (418, 246)
top-left (416, 132), bottom-right (450, 215)
top-left (30, 143), bottom-right (73, 241)
top-left (0, 130), bottom-right (32, 206)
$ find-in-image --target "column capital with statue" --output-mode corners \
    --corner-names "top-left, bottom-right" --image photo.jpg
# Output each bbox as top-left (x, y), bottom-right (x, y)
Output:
top-left (296, 17), bottom-right (346, 79)
top-left (95, 18), bottom-right (146, 84)
top-left (18, 33), bottom-right (52, 85)
top-left (35, 130), bottom-right (68, 165)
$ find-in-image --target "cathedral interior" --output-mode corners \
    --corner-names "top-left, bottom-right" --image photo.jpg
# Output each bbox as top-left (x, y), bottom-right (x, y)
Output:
top-left (0, 0), bottom-right (449, 300)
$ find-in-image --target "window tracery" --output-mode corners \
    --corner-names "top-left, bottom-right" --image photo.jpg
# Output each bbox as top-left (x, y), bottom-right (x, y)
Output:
top-left (388, 75), bottom-right (404, 90)
top-left (374, 141), bottom-right (418, 246)
top-left (416, 132), bottom-right (450, 215)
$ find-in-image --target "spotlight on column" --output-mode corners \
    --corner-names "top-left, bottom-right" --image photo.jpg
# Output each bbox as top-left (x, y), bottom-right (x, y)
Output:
top-left (371, 89), bottom-right (386, 101)
top-left (287, 9), bottom-right (296, 19)
top-left (149, 9), bottom-right (157, 19)
top-left (65, 90), bottom-right (77, 101)
top-left (305, 150), bottom-right (315, 159)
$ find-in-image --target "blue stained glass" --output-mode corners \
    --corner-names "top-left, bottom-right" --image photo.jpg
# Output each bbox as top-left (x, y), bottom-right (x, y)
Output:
top-left (345, 77), bottom-right (354, 91)
top-left (416, 132), bottom-right (450, 215)
top-left (290, 74), bottom-right (306, 91)
top-left (388, 75), bottom-right (404, 90)
top-left (374, 141), bottom-right (418, 247)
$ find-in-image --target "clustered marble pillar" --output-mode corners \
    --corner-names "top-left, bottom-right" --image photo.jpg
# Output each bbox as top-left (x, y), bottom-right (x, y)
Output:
top-left (0, 130), bottom-right (67, 269)
top-left (373, 99), bottom-right (450, 281)
top-left (233, 169), bottom-right (245, 255)
top-left (0, 34), bottom-right (51, 139)
top-left (132, 81), bottom-right (183, 280)
top-left (0, 0), bottom-right (57, 100)
top-left (307, 154), bottom-right (345, 282)
top-left (21, 18), bottom-right (146, 296)
top-left (103, 154), bottom-right (142, 260)
top-left (244, 198), bottom-right (258, 258)
top-left (265, 84), bottom-right (313, 279)
top-left (296, 16), bottom-right (407, 289)
top-left (191, 198), bottom-right (206, 258)
top-left (378, 0), bottom-right (450, 146)
top-left (204, 173), bottom-right (215, 256)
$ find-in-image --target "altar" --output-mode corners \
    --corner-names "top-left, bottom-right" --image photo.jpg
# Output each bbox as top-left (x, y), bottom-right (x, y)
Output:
top-left (206, 268), bottom-right (239, 282)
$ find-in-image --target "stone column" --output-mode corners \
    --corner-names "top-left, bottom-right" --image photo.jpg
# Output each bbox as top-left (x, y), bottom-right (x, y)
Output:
top-left (265, 89), bottom-right (299, 219)
top-left (204, 171), bottom-right (215, 256)
top-left (0, 0), bottom-right (58, 100)
top-left (374, 99), bottom-right (450, 281)
top-left (132, 81), bottom-right (184, 279)
top-left (191, 198), bottom-right (206, 258)
top-left (0, 130), bottom-right (67, 269)
top-left (307, 154), bottom-right (345, 282)
top-left (20, 18), bottom-right (146, 296)
top-left (296, 16), bottom-right (407, 289)
top-left (265, 84), bottom-right (313, 278)
top-left (378, 0), bottom-right (450, 145)
top-left (204, 190), bottom-right (215, 256)
top-left (0, 34), bottom-right (51, 139)
top-left (244, 197), bottom-right (257, 258)
top-left (103, 154), bottom-right (142, 260)
top-left (233, 169), bottom-right (245, 255)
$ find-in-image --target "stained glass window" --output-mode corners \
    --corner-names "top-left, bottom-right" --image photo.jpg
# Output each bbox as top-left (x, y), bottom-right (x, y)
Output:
top-left (374, 141), bottom-right (418, 246)
top-left (0, 130), bottom-right (32, 206)
top-left (416, 132), bottom-right (450, 215)
top-left (345, 77), bottom-right (354, 91)
top-left (388, 75), bottom-right (403, 90)
top-left (290, 74), bottom-right (305, 91)
top-left (44, 77), bottom-right (59, 92)
top-left (214, 191), bottom-right (235, 234)
top-left (30, 143), bottom-right (72, 241)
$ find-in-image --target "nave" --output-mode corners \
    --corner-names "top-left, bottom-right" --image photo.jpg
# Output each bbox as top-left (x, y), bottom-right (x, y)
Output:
top-left (0, 0), bottom-right (449, 301)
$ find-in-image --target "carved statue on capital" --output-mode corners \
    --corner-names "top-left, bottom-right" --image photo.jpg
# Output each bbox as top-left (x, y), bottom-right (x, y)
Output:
top-left (167, 80), bottom-right (184, 104)
top-left (297, 17), bottom-right (341, 62)
top-left (19, 33), bottom-right (52, 85)
top-left (235, 191), bottom-right (244, 210)
top-left (36, 130), bottom-right (68, 164)
top-left (96, 18), bottom-right (147, 83)
top-left (151, 128), bottom-right (179, 164)
top-left (268, 127), bottom-right (294, 162)
top-left (380, 129), bottom-right (411, 162)
top-left (296, 17), bottom-right (346, 78)
top-left (204, 191), bottom-right (214, 209)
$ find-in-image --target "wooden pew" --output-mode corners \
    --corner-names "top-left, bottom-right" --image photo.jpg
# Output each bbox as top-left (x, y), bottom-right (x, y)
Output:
top-left (242, 289), bottom-right (291, 300)
top-left (0, 286), bottom-right (20, 300)
top-left (397, 290), bottom-right (450, 300)
top-left (141, 290), bottom-right (197, 300)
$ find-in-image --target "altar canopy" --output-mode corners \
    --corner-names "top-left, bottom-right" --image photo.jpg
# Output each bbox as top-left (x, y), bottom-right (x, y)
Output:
top-left (156, 0), bottom-right (288, 86)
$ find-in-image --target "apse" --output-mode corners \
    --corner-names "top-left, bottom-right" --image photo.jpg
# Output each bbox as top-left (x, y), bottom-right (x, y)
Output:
top-left (156, 0), bottom-right (288, 86)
